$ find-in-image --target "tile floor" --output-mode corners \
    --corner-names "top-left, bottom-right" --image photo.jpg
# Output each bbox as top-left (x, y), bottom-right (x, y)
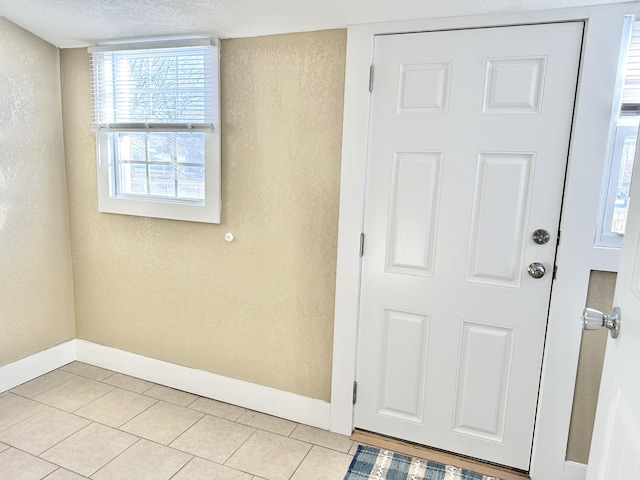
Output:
top-left (0, 362), bottom-right (357, 480)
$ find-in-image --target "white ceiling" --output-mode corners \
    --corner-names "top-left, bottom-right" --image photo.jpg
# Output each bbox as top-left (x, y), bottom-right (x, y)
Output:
top-left (0, 0), bottom-right (633, 48)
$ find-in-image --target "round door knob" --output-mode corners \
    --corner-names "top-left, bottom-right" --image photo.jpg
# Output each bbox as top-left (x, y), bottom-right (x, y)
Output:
top-left (581, 307), bottom-right (620, 339)
top-left (527, 262), bottom-right (546, 279)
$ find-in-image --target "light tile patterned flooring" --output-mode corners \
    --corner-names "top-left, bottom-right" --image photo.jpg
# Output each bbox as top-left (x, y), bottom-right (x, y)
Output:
top-left (0, 362), bottom-right (356, 480)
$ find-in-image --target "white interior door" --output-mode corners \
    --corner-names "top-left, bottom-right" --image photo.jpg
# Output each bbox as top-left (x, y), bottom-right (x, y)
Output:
top-left (355, 22), bottom-right (583, 470)
top-left (586, 139), bottom-right (640, 478)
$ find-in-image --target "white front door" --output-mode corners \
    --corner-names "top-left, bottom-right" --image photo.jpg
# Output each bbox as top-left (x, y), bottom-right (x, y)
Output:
top-left (586, 142), bottom-right (640, 476)
top-left (355, 22), bottom-right (583, 470)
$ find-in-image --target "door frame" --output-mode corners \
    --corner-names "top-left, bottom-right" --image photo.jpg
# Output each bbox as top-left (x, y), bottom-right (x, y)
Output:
top-left (330, 3), bottom-right (640, 479)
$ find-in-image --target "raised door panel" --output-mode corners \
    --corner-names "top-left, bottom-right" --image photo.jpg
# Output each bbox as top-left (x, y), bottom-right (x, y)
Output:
top-left (466, 152), bottom-right (534, 287)
top-left (453, 321), bottom-right (514, 442)
top-left (397, 62), bottom-right (452, 114)
top-left (378, 308), bottom-right (430, 423)
top-left (386, 152), bottom-right (442, 277)
top-left (483, 57), bottom-right (547, 115)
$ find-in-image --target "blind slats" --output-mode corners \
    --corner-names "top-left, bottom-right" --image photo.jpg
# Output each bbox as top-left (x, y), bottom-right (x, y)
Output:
top-left (91, 42), bottom-right (216, 131)
top-left (622, 23), bottom-right (640, 104)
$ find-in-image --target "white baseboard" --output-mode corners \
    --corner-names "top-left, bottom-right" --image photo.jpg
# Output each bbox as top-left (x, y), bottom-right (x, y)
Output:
top-left (0, 341), bottom-right (76, 393)
top-left (563, 461), bottom-right (587, 480)
top-left (3, 340), bottom-right (331, 431)
top-left (75, 340), bottom-right (331, 430)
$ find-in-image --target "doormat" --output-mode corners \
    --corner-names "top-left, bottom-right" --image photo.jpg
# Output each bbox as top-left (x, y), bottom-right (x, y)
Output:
top-left (344, 445), bottom-right (502, 480)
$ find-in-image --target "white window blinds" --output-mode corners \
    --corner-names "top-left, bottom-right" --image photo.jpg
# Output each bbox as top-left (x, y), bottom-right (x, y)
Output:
top-left (89, 39), bottom-right (217, 132)
top-left (622, 22), bottom-right (640, 105)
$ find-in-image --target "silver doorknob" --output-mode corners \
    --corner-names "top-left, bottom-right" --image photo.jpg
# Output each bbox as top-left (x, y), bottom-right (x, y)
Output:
top-left (527, 262), bottom-right (545, 279)
top-left (582, 307), bottom-right (621, 339)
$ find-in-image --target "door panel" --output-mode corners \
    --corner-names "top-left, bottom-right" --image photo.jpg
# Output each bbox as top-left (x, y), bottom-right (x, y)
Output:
top-left (453, 321), bottom-right (514, 443)
top-left (378, 308), bottom-right (430, 422)
top-left (482, 57), bottom-right (546, 115)
top-left (356, 22), bottom-right (583, 470)
top-left (467, 152), bottom-right (534, 286)
top-left (398, 62), bottom-right (452, 114)
top-left (386, 151), bottom-right (442, 276)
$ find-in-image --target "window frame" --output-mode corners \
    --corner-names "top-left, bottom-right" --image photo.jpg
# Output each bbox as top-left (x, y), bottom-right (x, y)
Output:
top-left (90, 38), bottom-right (221, 224)
top-left (596, 120), bottom-right (636, 248)
top-left (595, 16), bottom-right (636, 248)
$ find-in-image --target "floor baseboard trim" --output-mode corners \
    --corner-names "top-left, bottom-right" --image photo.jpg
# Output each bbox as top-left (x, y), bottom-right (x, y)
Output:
top-left (563, 461), bottom-right (587, 480)
top-left (75, 340), bottom-right (331, 430)
top-left (0, 340), bottom-right (76, 393)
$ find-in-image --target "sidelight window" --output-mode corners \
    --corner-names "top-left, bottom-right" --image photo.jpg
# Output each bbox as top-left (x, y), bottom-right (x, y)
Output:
top-left (597, 18), bottom-right (639, 247)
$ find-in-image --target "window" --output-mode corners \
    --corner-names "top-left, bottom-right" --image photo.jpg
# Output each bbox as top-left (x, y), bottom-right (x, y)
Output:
top-left (89, 39), bottom-right (221, 223)
top-left (597, 18), bottom-right (639, 247)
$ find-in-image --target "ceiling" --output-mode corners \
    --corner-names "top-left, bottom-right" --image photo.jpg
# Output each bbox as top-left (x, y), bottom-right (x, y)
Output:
top-left (0, 0), bottom-right (633, 48)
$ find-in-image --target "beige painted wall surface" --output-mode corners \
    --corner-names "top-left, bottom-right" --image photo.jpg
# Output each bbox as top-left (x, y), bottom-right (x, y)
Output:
top-left (60, 30), bottom-right (346, 401)
top-left (566, 270), bottom-right (617, 464)
top-left (0, 17), bottom-right (76, 366)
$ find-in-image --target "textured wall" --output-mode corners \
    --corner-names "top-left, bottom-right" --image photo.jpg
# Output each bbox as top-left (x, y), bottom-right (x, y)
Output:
top-left (566, 270), bottom-right (616, 464)
top-left (0, 17), bottom-right (76, 366)
top-left (60, 30), bottom-right (346, 401)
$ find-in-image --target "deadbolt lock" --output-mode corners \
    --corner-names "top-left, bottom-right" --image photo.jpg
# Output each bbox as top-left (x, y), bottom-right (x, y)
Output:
top-left (532, 229), bottom-right (551, 245)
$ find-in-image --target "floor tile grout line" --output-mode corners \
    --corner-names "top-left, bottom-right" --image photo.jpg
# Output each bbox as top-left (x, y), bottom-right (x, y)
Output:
top-left (167, 412), bottom-right (215, 451)
top-left (69, 384), bottom-right (117, 415)
top-left (110, 396), bottom-right (160, 429)
top-left (98, 372), bottom-right (158, 395)
top-left (0, 443), bottom-right (59, 469)
top-left (224, 429), bottom-right (316, 479)
top-left (186, 397), bottom-right (247, 422)
top-left (141, 386), bottom-right (202, 408)
top-left (90, 436), bottom-right (200, 479)
top-left (185, 394), bottom-right (199, 408)
top-left (120, 400), bottom-right (205, 446)
top-left (166, 455), bottom-right (197, 480)
top-left (6, 396), bottom-right (124, 435)
top-left (10, 371), bottom-right (81, 400)
top-left (74, 388), bottom-right (160, 429)
top-left (86, 436), bottom-right (145, 479)
top-left (60, 363), bottom-right (115, 383)
top-left (286, 442), bottom-right (315, 480)
top-left (37, 420), bottom-right (97, 460)
top-left (288, 423), bottom-right (299, 438)
top-left (0, 397), bottom-right (47, 434)
top-left (222, 428), bottom-right (259, 469)
top-left (22, 374), bottom-right (118, 415)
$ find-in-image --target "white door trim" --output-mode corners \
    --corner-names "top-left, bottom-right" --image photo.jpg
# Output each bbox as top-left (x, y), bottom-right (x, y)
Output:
top-left (330, 3), bottom-right (639, 479)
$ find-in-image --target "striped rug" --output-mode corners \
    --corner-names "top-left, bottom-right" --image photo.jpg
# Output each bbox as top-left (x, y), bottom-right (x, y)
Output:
top-left (344, 445), bottom-right (502, 480)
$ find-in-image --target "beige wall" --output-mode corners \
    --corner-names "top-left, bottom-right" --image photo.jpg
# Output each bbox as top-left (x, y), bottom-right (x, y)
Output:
top-left (60, 30), bottom-right (346, 401)
top-left (566, 270), bottom-right (617, 464)
top-left (0, 17), bottom-right (76, 366)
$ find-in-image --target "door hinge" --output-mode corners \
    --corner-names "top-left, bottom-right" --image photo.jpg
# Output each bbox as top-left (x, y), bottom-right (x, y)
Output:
top-left (353, 381), bottom-right (358, 404)
top-left (369, 65), bottom-right (374, 92)
top-left (557, 230), bottom-right (561, 246)
top-left (553, 264), bottom-right (558, 280)
top-left (359, 233), bottom-right (365, 257)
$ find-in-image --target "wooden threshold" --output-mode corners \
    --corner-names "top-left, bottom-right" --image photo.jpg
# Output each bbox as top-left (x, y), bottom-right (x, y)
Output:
top-left (350, 430), bottom-right (530, 480)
